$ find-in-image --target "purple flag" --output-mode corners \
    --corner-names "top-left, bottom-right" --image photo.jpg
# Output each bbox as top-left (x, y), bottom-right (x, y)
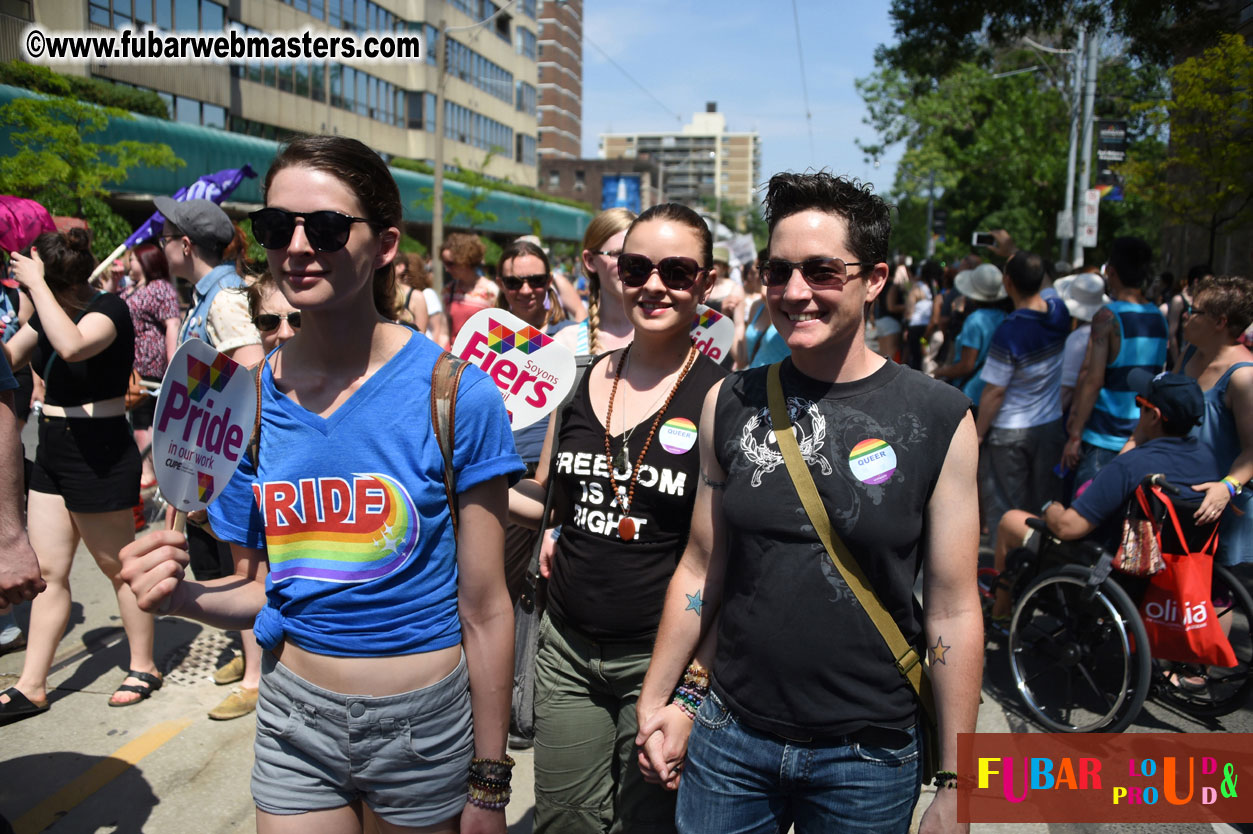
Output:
top-left (124, 165), bottom-right (257, 248)
top-left (0, 195), bottom-right (56, 253)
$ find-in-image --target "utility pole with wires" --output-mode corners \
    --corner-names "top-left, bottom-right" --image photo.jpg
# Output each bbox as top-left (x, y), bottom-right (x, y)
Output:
top-left (430, 0), bottom-right (519, 292)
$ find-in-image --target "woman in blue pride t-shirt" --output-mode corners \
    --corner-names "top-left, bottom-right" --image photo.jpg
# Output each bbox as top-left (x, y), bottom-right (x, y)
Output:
top-left (121, 136), bottom-right (524, 834)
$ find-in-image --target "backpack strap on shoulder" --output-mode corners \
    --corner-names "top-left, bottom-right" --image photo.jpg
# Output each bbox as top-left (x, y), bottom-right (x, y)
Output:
top-left (431, 352), bottom-right (469, 537)
top-left (247, 359), bottom-right (263, 467)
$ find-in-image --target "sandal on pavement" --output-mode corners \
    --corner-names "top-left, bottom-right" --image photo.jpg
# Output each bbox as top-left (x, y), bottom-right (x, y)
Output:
top-left (0, 686), bottom-right (49, 724)
top-left (208, 686), bottom-right (258, 720)
top-left (108, 669), bottom-right (163, 707)
top-left (213, 653), bottom-right (245, 686)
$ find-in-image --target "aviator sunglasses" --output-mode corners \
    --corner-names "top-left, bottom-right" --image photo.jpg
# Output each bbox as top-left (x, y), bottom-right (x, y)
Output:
top-left (249, 207), bottom-right (382, 253)
top-left (760, 257), bottom-right (869, 288)
top-left (253, 312), bottom-right (301, 331)
top-left (617, 253), bottom-right (704, 291)
top-left (500, 273), bottom-right (551, 292)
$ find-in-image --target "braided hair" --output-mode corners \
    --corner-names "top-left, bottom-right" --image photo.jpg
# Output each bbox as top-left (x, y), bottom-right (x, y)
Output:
top-left (579, 208), bottom-right (635, 354)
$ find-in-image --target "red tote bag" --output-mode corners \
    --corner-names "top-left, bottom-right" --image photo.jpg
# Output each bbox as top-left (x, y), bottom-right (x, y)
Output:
top-left (1138, 488), bottom-right (1236, 667)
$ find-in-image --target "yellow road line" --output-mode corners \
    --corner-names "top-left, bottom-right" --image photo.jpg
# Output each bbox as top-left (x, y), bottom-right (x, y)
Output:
top-left (14, 718), bottom-right (194, 834)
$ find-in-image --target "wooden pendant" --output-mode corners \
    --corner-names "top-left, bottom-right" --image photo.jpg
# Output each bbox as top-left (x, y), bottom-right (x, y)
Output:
top-left (618, 516), bottom-right (637, 541)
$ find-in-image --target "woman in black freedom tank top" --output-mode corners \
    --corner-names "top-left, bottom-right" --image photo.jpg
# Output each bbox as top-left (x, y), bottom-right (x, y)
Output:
top-left (509, 203), bottom-right (726, 834)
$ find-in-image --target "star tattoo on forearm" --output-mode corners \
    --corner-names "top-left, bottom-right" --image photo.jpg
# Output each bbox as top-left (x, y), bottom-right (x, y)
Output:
top-left (929, 636), bottom-right (950, 665)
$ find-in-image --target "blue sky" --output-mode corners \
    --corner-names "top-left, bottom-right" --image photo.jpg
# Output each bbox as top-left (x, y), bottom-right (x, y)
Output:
top-left (580, 0), bottom-right (902, 199)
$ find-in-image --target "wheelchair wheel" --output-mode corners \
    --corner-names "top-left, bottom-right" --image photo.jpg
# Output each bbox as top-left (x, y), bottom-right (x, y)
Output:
top-left (1008, 565), bottom-right (1152, 732)
top-left (1153, 564), bottom-right (1253, 718)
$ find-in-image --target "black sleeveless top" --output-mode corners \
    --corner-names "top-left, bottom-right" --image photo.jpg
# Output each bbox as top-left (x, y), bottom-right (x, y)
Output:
top-left (547, 349), bottom-right (726, 641)
top-left (711, 358), bottom-right (970, 737)
top-left (30, 292), bottom-right (135, 407)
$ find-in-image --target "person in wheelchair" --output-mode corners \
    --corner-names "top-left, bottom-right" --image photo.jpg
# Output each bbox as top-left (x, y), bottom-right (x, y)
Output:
top-left (990, 369), bottom-right (1220, 620)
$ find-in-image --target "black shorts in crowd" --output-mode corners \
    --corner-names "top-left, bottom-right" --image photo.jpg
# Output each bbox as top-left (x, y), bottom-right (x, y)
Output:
top-left (29, 415), bottom-right (140, 512)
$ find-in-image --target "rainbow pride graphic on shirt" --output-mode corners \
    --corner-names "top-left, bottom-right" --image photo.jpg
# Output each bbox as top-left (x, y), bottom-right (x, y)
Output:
top-left (255, 473), bottom-right (421, 584)
top-left (848, 438), bottom-right (898, 485)
top-left (186, 352), bottom-right (238, 403)
top-left (485, 319), bottom-right (552, 355)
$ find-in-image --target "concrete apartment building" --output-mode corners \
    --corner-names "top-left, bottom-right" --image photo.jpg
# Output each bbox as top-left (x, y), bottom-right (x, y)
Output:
top-left (536, 0), bottom-right (580, 160)
top-left (3, 0), bottom-right (543, 186)
top-left (599, 103), bottom-right (762, 210)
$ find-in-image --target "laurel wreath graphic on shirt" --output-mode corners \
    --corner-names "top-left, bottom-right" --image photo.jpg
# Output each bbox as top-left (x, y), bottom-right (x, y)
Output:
top-left (740, 396), bottom-right (832, 487)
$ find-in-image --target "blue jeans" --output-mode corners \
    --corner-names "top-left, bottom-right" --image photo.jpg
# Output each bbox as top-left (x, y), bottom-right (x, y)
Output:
top-left (1074, 441), bottom-right (1120, 494)
top-left (675, 691), bottom-right (921, 834)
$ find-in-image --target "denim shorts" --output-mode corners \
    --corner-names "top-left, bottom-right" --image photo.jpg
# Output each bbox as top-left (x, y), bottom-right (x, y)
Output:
top-left (252, 650), bottom-right (473, 827)
top-left (676, 690), bottom-right (922, 834)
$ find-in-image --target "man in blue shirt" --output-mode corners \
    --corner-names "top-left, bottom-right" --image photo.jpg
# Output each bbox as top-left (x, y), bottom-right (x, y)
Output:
top-left (1063, 237), bottom-right (1169, 487)
top-left (990, 370), bottom-right (1220, 618)
top-left (976, 251), bottom-right (1072, 535)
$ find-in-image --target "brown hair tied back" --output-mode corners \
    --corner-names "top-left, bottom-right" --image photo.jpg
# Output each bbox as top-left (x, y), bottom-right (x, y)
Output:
top-left (35, 228), bottom-right (97, 313)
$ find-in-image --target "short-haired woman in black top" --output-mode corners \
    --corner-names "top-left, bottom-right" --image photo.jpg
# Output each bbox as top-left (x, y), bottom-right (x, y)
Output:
top-left (510, 203), bottom-right (727, 833)
top-left (1, 229), bottom-right (155, 721)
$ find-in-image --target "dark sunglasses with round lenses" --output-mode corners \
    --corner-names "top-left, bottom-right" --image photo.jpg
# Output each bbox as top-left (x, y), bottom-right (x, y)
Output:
top-left (760, 257), bottom-right (868, 288)
top-left (617, 253), bottom-right (704, 290)
top-left (500, 273), bottom-right (550, 292)
top-left (249, 207), bottom-right (381, 253)
top-left (253, 312), bottom-right (301, 331)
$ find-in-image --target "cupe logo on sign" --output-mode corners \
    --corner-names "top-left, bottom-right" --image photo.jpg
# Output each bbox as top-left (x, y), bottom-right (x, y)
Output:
top-left (152, 338), bottom-right (257, 512)
top-left (691, 304), bottom-right (734, 362)
top-left (452, 308), bottom-right (576, 430)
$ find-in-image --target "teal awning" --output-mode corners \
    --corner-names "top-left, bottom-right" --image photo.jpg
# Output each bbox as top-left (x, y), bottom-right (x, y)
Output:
top-left (0, 84), bottom-right (590, 241)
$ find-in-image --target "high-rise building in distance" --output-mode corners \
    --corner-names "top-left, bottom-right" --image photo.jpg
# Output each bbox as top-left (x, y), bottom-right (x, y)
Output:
top-left (536, 0), bottom-right (581, 160)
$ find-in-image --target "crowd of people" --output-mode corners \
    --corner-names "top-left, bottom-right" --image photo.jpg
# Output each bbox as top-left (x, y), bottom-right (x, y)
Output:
top-left (0, 135), bottom-right (1248, 834)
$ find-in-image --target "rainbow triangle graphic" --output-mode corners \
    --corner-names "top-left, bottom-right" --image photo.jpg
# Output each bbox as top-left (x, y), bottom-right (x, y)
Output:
top-left (485, 319), bottom-right (552, 355)
top-left (186, 353), bottom-right (238, 403)
top-left (197, 471), bottom-right (214, 503)
top-left (692, 309), bottom-right (723, 331)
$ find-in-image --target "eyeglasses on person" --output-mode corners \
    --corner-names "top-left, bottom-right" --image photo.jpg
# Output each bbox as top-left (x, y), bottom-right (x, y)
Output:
top-left (760, 257), bottom-right (869, 288)
top-left (500, 273), bottom-right (550, 292)
top-left (253, 311), bottom-right (301, 331)
top-left (249, 208), bottom-right (382, 253)
top-left (1183, 302), bottom-right (1218, 319)
top-left (617, 253), bottom-right (704, 290)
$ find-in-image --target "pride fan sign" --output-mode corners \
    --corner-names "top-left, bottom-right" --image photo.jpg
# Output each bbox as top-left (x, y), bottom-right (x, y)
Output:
top-left (691, 304), bottom-right (734, 363)
top-left (452, 309), bottom-right (576, 430)
top-left (151, 339), bottom-right (257, 512)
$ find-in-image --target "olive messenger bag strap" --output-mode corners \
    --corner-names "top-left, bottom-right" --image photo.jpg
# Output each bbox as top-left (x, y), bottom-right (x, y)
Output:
top-left (766, 361), bottom-right (939, 778)
top-left (431, 352), bottom-right (470, 537)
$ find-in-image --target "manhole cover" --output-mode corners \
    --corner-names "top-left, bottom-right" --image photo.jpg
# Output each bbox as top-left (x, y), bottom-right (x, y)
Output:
top-left (161, 629), bottom-right (240, 687)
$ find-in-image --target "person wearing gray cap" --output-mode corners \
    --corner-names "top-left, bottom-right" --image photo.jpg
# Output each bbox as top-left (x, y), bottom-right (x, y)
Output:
top-left (155, 197), bottom-right (262, 368)
top-left (154, 196), bottom-right (264, 721)
top-left (932, 263), bottom-right (1010, 409)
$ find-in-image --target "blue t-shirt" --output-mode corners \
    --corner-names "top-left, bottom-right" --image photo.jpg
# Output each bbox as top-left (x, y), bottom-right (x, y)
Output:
top-left (954, 307), bottom-right (1007, 406)
top-left (980, 296), bottom-right (1071, 428)
top-left (1071, 436), bottom-right (1220, 547)
top-left (208, 334), bottom-right (525, 657)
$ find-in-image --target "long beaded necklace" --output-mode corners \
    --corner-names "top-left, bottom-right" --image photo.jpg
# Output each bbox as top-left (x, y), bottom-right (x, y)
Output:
top-left (603, 343), bottom-right (700, 541)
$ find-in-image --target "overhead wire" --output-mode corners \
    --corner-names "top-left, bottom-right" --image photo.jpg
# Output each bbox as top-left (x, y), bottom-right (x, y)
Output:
top-left (584, 33), bottom-right (684, 124)
top-left (790, 0), bottom-right (816, 162)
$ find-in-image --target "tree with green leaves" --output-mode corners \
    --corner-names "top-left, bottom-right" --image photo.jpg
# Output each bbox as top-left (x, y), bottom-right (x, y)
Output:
top-left (1121, 33), bottom-right (1253, 265)
top-left (0, 88), bottom-right (182, 261)
top-left (413, 149), bottom-right (501, 230)
top-left (880, 0), bottom-right (1229, 90)
top-left (859, 38), bottom-right (1168, 263)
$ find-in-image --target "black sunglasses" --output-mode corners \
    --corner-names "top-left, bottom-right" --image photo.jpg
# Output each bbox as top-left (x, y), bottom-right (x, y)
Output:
top-left (249, 207), bottom-right (381, 253)
top-left (617, 253), bottom-right (704, 290)
top-left (500, 273), bottom-right (550, 291)
top-left (761, 257), bottom-right (868, 288)
top-left (253, 312), bottom-right (301, 331)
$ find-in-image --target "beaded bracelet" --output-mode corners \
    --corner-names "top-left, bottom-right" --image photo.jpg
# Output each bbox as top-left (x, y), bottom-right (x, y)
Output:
top-left (466, 755), bottom-right (515, 810)
top-left (672, 660), bottom-right (711, 718)
top-left (932, 770), bottom-right (959, 790)
top-left (467, 781), bottom-right (510, 811)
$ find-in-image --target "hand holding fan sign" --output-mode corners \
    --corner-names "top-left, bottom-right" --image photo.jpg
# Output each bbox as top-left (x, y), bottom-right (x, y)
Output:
top-left (120, 339), bottom-right (257, 614)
